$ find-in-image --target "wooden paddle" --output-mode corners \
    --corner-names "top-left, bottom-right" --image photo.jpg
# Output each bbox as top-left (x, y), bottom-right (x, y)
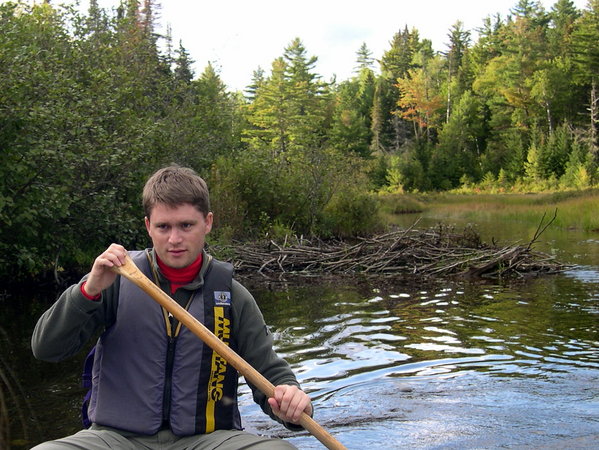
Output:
top-left (112, 253), bottom-right (346, 450)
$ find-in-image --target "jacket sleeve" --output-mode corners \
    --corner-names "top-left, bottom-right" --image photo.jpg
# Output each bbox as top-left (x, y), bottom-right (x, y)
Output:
top-left (31, 277), bottom-right (118, 362)
top-left (231, 280), bottom-right (309, 430)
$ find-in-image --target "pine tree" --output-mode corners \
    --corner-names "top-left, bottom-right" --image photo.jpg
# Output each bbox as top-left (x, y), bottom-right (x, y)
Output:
top-left (245, 67), bottom-right (265, 101)
top-left (243, 57), bottom-right (291, 155)
top-left (356, 65), bottom-right (376, 131)
top-left (435, 90), bottom-right (485, 186)
top-left (380, 26), bottom-right (420, 80)
top-left (473, 0), bottom-right (552, 133)
top-left (469, 14), bottom-right (506, 81)
top-left (370, 78), bottom-right (388, 153)
top-left (174, 40), bottom-right (194, 83)
top-left (354, 42), bottom-right (374, 73)
top-left (511, 0), bottom-right (550, 27)
top-left (560, 137), bottom-right (591, 188)
top-left (330, 80), bottom-right (371, 156)
top-left (330, 45), bottom-right (377, 157)
top-left (571, 0), bottom-right (599, 157)
top-left (377, 26), bottom-right (423, 151)
top-left (283, 38), bottom-right (331, 148)
top-left (548, 0), bottom-right (580, 57)
top-left (443, 21), bottom-right (471, 122)
top-left (244, 38), bottom-right (331, 156)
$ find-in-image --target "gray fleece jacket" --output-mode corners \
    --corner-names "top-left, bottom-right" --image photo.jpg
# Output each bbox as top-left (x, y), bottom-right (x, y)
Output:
top-left (31, 248), bottom-right (304, 431)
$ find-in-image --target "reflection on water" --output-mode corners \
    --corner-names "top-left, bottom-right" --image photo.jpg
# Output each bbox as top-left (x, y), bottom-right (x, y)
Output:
top-left (238, 272), bottom-right (599, 449)
top-left (2, 227), bottom-right (599, 449)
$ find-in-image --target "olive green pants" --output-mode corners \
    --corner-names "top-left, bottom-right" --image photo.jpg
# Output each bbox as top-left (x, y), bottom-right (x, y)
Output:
top-left (31, 425), bottom-right (297, 450)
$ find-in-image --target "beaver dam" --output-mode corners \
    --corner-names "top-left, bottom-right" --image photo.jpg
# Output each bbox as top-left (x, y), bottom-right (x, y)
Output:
top-left (212, 220), bottom-right (569, 280)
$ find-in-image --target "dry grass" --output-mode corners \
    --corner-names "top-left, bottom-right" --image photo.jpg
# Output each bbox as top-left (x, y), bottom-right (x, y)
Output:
top-left (381, 189), bottom-right (599, 232)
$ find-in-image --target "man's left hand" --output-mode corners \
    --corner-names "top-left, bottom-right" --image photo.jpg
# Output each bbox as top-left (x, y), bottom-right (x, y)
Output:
top-left (268, 384), bottom-right (313, 424)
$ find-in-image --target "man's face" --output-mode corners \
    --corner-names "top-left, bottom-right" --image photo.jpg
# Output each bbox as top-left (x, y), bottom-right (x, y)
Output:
top-left (145, 202), bottom-right (213, 269)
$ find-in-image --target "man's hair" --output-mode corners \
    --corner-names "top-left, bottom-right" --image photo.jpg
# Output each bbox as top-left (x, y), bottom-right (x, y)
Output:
top-left (142, 165), bottom-right (210, 218)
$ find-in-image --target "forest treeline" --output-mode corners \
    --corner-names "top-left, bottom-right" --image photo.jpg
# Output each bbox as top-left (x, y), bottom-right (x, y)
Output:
top-left (1, 0), bottom-right (598, 279)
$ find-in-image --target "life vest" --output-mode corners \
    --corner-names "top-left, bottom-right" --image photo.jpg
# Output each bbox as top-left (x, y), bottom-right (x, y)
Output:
top-left (84, 250), bottom-right (240, 436)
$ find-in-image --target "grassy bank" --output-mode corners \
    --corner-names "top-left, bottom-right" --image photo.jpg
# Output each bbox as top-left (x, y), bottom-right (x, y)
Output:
top-left (378, 189), bottom-right (599, 232)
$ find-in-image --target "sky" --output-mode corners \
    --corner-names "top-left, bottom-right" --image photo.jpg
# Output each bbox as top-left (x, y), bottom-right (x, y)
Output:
top-left (82, 0), bottom-right (589, 92)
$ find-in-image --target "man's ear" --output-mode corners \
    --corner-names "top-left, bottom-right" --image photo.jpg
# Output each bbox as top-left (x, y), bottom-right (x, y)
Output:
top-left (144, 216), bottom-right (151, 234)
top-left (205, 212), bottom-right (214, 233)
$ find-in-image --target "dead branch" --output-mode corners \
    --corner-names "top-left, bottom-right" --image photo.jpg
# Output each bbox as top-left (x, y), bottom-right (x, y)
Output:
top-left (527, 209), bottom-right (558, 250)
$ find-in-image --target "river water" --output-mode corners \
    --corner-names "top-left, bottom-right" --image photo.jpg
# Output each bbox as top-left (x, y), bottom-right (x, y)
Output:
top-left (2, 214), bottom-right (598, 449)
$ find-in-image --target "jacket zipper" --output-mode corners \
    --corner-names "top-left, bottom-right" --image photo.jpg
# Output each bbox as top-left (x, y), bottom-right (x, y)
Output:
top-left (162, 324), bottom-right (177, 425)
top-left (160, 289), bottom-right (196, 428)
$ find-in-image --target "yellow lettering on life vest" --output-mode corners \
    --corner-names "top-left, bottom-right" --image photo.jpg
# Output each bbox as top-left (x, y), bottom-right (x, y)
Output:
top-left (205, 307), bottom-right (231, 433)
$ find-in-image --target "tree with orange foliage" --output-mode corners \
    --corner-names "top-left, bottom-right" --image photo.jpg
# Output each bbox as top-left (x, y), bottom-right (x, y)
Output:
top-left (395, 55), bottom-right (445, 141)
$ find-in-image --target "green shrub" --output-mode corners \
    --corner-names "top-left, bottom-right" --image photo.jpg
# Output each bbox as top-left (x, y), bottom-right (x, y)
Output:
top-left (321, 191), bottom-right (381, 238)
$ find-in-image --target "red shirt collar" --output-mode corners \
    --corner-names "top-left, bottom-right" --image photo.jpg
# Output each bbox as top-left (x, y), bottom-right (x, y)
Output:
top-left (156, 253), bottom-right (203, 293)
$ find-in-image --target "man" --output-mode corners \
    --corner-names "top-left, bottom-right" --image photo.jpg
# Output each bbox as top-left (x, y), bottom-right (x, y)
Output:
top-left (31, 166), bottom-right (312, 449)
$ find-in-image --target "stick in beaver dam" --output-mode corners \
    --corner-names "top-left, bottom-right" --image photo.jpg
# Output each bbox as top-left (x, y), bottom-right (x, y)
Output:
top-left (215, 219), bottom-right (567, 279)
top-left (112, 254), bottom-right (346, 450)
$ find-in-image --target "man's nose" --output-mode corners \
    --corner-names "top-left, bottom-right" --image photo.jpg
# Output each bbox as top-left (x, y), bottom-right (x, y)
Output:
top-left (168, 228), bottom-right (183, 244)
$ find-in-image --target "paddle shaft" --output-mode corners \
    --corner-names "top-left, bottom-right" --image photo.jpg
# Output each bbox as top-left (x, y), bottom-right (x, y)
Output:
top-left (112, 254), bottom-right (345, 450)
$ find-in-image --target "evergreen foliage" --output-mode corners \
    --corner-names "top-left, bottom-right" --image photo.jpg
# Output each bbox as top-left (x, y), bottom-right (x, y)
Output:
top-left (1, 0), bottom-right (598, 280)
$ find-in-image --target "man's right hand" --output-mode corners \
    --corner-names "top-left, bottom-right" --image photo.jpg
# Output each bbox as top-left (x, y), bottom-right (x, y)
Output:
top-left (84, 243), bottom-right (128, 297)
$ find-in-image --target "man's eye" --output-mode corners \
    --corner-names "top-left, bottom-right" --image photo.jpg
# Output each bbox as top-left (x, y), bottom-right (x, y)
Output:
top-left (182, 223), bottom-right (193, 229)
